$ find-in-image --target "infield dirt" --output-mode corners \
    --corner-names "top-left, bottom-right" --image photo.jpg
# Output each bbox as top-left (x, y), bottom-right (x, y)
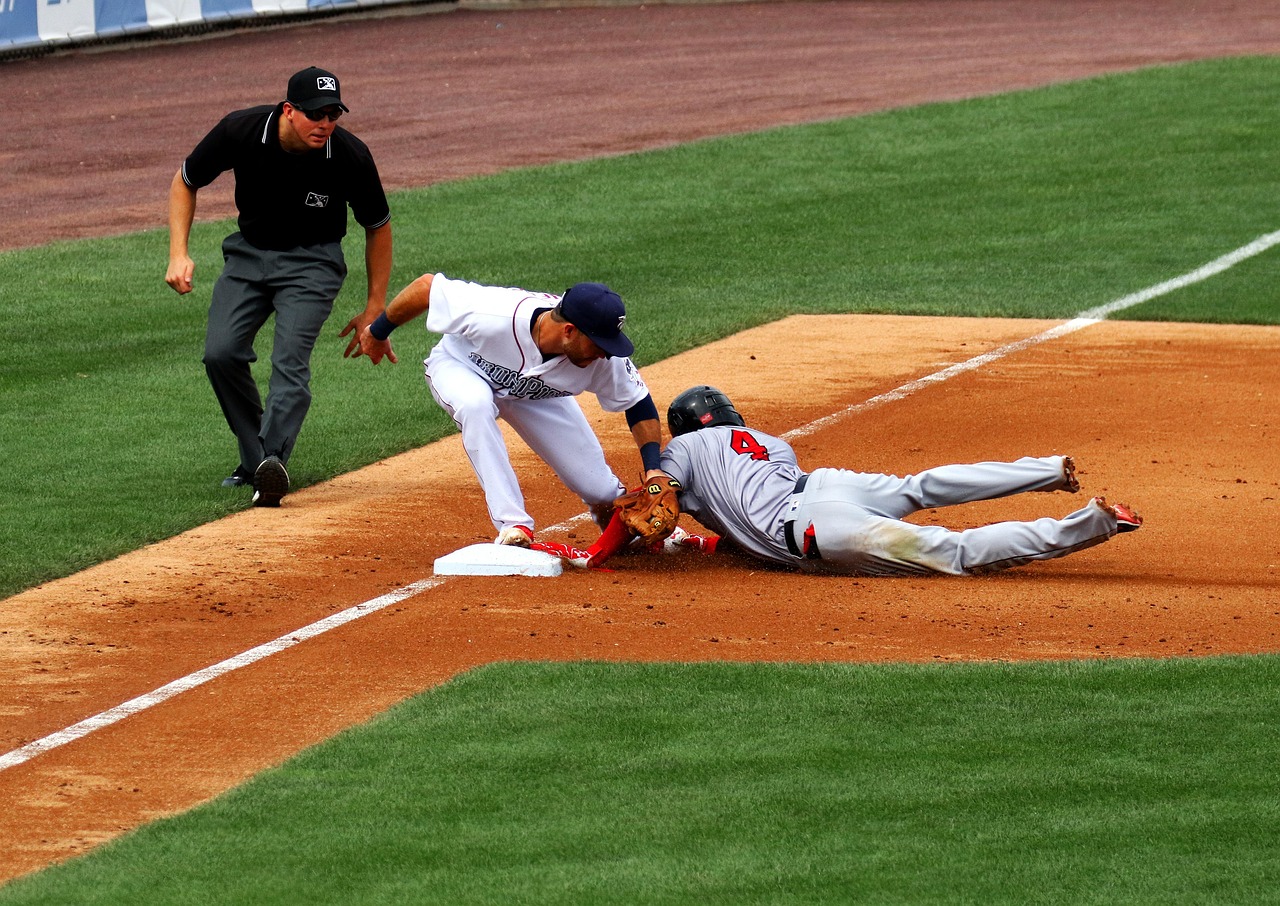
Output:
top-left (2, 0), bottom-right (1279, 883)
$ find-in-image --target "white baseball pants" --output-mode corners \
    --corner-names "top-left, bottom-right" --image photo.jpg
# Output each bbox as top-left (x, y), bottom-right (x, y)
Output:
top-left (425, 354), bottom-right (624, 533)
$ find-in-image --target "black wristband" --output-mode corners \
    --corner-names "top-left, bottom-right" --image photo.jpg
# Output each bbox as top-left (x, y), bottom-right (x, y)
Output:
top-left (640, 441), bottom-right (661, 473)
top-left (369, 312), bottom-right (396, 341)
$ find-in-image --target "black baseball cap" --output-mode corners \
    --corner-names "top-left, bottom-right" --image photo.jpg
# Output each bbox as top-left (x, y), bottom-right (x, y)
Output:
top-left (287, 66), bottom-right (349, 113)
top-left (559, 283), bottom-right (634, 358)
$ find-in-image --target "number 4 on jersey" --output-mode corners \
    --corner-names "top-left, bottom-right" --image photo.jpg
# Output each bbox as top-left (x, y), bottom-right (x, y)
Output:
top-left (729, 429), bottom-right (770, 461)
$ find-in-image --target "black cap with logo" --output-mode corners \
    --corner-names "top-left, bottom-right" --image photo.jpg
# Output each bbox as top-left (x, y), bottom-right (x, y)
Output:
top-left (287, 66), bottom-right (349, 113)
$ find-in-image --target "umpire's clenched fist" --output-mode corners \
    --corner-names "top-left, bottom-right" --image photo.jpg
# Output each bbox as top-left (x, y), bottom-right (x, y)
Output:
top-left (166, 254), bottom-right (195, 294)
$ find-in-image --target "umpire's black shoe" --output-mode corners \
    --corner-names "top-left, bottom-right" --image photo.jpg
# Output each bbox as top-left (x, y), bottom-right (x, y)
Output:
top-left (221, 466), bottom-right (254, 488)
top-left (252, 456), bottom-right (289, 508)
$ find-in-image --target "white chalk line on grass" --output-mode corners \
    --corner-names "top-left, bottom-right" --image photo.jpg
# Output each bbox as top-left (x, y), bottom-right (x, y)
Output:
top-left (3, 229), bottom-right (1277, 774)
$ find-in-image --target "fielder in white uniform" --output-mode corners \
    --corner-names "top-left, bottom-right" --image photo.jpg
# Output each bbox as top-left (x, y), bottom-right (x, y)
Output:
top-left (579, 386), bottom-right (1142, 575)
top-left (356, 273), bottom-right (666, 544)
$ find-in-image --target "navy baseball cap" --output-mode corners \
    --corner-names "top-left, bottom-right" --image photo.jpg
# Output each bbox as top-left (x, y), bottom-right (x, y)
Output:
top-left (559, 283), bottom-right (634, 358)
top-left (287, 66), bottom-right (349, 113)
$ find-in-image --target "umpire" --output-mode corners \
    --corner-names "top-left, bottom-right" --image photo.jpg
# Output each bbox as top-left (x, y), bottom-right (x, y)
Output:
top-left (165, 66), bottom-right (393, 507)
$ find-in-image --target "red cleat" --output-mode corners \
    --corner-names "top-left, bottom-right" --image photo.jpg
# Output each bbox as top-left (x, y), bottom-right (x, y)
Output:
top-left (1094, 497), bottom-right (1142, 533)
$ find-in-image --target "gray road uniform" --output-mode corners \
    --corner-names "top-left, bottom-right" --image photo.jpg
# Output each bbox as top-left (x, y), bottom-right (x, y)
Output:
top-left (659, 425), bottom-right (1125, 576)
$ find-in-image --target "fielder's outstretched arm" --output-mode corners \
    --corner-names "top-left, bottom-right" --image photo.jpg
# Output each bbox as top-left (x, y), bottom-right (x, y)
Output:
top-left (355, 272), bottom-right (435, 364)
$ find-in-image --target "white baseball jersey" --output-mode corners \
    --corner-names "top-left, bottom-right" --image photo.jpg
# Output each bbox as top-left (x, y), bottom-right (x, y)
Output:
top-left (423, 274), bottom-right (650, 534)
top-left (425, 274), bottom-right (649, 411)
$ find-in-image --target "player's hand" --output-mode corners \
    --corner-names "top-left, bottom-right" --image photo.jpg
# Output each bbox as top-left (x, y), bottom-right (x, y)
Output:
top-left (354, 325), bottom-right (398, 365)
top-left (165, 256), bottom-right (194, 295)
top-left (339, 311), bottom-right (371, 358)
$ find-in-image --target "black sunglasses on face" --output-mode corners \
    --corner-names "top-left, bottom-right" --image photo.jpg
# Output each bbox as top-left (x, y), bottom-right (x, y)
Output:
top-left (295, 106), bottom-right (343, 122)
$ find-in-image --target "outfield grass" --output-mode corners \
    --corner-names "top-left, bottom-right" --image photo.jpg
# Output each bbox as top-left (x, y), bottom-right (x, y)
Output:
top-left (3, 658), bottom-right (1278, 904)
top-left (1, 56), bottom-right (1277, 598)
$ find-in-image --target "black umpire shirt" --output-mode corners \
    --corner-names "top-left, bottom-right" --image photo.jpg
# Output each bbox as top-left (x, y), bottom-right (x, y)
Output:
top-left (182, 104), bottom-right (391, 252)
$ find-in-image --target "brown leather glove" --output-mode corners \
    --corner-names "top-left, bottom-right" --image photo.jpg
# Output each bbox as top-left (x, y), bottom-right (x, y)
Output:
top-left (613, 476), bottom-right (682, 544)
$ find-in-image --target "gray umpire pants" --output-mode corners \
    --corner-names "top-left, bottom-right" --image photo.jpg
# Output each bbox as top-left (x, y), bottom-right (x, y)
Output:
top-left (203, 233), bottom-right (346, 473)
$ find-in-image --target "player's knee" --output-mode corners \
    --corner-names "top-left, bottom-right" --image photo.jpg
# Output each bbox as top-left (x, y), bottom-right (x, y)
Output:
top-left (449, 395), bottom-right (499, 425)
top-left (202, 342), bottom-right (251, 371)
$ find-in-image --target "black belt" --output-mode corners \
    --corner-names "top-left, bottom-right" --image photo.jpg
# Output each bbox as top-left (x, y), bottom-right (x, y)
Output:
top-left (784, 474), bottom-right (820, 559)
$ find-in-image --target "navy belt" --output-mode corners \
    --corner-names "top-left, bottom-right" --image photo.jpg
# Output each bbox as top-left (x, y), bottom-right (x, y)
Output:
top-left (784, 474), bottom-right (819, 559)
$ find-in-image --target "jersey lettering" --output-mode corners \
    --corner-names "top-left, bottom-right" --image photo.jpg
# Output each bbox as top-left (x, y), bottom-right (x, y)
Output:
top-left (729, 429), bottom-right (770, 461)
top-left (468, 352), bottom-right (571, 400)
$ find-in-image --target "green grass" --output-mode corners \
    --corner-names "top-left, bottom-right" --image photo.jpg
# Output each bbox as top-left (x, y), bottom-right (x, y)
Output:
top-left (2, 56), bottom-right (1278, 597)
top-left (4, 658), bottom-right (1278, 904)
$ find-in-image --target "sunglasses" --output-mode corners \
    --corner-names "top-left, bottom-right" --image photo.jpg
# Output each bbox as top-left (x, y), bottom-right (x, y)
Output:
top-left (295, 106), bottom-right (343, 123)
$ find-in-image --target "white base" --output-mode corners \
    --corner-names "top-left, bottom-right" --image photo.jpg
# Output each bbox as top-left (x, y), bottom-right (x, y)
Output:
top-left (433, 543), bottom-right (563, 577)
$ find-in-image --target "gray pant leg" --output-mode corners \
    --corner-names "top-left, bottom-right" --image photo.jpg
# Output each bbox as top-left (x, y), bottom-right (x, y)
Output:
top-left (849, 456), bottom-right (1070, 519)
top-left (803, 500), bottom-right (1117, 577)
top-left (260, 245), bottom-right (344, 464)
top-left (202, 235), bottom-right (344, 471)
top-left (204, 236), bottom-right (273, 473)
top-left (910, 499), bottom-right (1116, 575)
top-left (794, 464), bottom-right (1106, 576)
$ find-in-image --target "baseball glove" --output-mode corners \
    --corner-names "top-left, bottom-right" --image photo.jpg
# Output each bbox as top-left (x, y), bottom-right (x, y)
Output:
top-left (614, 476), bottom-right (683, 544)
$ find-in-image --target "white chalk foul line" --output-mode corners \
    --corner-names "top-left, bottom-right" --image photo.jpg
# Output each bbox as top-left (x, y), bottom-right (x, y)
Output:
top-left (0, 578), bottom-right (446, 771)
top-left (785, 317), bottom-right (1098, 440)
top-left (1079, 228), bottom-right (1280, 320)
top-left (3, 229), bottom-right (1277, 773)
top-left (787, 228), bottom-right (1280, 440)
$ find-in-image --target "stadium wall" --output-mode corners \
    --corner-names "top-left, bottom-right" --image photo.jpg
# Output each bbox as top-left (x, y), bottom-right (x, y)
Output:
top-left (0, 0), bottom-right (454, 57)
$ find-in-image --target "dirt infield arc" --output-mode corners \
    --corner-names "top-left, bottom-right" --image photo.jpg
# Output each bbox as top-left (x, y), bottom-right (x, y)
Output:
top-left (3, 0), bottom-right (1280, 884)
